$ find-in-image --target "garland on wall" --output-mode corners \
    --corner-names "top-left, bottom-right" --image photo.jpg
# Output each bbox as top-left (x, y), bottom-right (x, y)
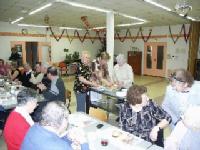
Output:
top-left (48, 27), bottom-right (152, 44)
top-left (169, 24), bottom-right (191, 44)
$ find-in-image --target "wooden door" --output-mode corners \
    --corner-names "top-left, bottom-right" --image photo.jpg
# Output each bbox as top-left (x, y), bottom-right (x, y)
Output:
top-left (143, 42), bottom-right (167, 77)
top-left (128, 51), bottom-right (142, 75)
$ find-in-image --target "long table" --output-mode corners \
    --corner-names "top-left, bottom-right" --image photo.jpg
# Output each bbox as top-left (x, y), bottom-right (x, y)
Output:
top-left (69, 112), bottom-right (163, 150)
top-left (89, 87), bottom-right (126, 117)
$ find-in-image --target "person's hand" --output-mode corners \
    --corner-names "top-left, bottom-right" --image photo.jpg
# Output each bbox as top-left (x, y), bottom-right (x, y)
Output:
top-left (150, 126), bottom-right (159, 141)
top-left (37, 83), bottom-right (47, 91)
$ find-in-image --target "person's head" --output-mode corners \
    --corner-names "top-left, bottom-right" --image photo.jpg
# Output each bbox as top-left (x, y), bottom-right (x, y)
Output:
top-left (0, 59), bottom-right (4, 66)
top-left (41, 62), bottom-right (49, 74)
top-left (172, 69), bottom-right (194, 92)
top-left (23, 63), bottom-right (31, 72)
top-left (11, 47), bottom-right (17, 53)
top-left (17, 89), bottom-right (38, 113)
top-left (47, 66), bottom-right (58, 80)
top-left (116, 54), bottom-right (126, 66)
top-left (10, 61), bottom-right (18, 70)
top-left (39, 101), bottom-right (69, 136)
top-left (183, 106), bottom-right (200, 131)
top-left (99, 52), bottom-right (110, 66)
top-left (127, 85), bottom-right (148, 106)
top-left (81, 51), bottom-right (90, 66)
top-left (35, 62), bottom-right (41, 73)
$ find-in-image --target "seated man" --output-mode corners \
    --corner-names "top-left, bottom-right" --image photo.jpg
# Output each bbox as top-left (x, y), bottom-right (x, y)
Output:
top-left (37, 66), bottom-right (66, 102)
top-left (113, 54), bottom-right (134, 89)
top-left (19, 63), bottom-right (33, 88)
top-left (21, 101), bottom-right (89, 150)
top-left (4, 89), bottom-right (37, 150)
top-left (30, 62), bottom-right (43, 89)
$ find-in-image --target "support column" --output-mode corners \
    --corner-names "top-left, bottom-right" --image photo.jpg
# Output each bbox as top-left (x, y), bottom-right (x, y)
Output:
top-left (106, 11), bottom-right (114, 77)
top-left (188, 22), bottom-right (200, 76)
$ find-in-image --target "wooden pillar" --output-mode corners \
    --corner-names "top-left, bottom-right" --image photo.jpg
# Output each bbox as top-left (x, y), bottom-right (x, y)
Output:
top-left (188, 22), bottom-right (200, 76)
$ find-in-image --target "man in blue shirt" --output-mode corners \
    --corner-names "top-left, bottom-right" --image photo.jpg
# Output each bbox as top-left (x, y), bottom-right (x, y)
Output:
top-left (21, 101), bottom-right (89, 150)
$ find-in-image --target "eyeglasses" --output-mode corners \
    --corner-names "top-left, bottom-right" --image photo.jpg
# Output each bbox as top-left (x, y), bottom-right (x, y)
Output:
top-left (173, 76), bottom-right (186, 83)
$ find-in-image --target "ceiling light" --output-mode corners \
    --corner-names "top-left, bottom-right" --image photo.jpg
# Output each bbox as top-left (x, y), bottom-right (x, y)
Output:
top-left (118, 13), bottom-right (146, 22)
top-left (11, 17), bottom-right (24, 24)
top-left (58, 0), bottom-right (110, 13)
top-left (116, 22), bottom-right (146, 27)
top-left (175, 0), bottom-right (192, 17)
top-left (59, 27), bottom-right (83, 30)
top-left (29, 3), bottom-right (52, 15)
top-left (144, 0), bottom-right (172, 11)
top-left (18, 24), bottom-right (49, 28)
top-left (186, 16), bottom-right (196, 21)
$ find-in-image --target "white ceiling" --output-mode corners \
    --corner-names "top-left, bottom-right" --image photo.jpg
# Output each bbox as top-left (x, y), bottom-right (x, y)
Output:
top-left (0, 0), bottom-right (199, 29)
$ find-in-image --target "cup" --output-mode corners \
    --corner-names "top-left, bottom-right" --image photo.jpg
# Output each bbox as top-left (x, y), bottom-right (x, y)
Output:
top-left (101, 138), bottom-right (108, 146)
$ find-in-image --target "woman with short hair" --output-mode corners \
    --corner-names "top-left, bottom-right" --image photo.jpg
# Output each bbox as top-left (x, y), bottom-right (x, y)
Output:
top-left (119, 85), bottom-right (171, 147)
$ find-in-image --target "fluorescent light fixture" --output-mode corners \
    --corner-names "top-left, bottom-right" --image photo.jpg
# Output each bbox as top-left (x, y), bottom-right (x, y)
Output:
top-left (29, 3), bottom-right (52, 15)
top-left (179, 14), bottom-right (185, 17)
top-left (144, 0), bottom-right (172, 12)
top-left (116, 22), bottom-right (145, 27)
top-left (186, 16), bottom-right (196, 21)
top-left (11, 17), bottom-right (24, 24)
top-left (91, 26), bottom-right (106, 30)
top-left (18, 24), bottom-right (49, 28)
top-left (58, 0), bottom-right (110, 13)
top-left (59, 27), bottom-right (83, 30)
top-left (118, 13), bottom-right (146, 22)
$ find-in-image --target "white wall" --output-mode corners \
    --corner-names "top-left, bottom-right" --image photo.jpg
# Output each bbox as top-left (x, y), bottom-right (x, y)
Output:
top-left (0, 21), bottom-right (102, 63)
top-left (114, 24), bottom-right (191, 75)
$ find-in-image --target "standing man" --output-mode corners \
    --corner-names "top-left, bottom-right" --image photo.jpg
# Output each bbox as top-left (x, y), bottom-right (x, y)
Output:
top-left (113, 54), bottom-right (134, 89)
top-left (74, 51), bottom-right (98, 113)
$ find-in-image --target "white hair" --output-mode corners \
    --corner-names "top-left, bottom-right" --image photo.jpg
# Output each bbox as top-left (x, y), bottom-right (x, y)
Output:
top-left (116, 54), bottom-right (126, 64)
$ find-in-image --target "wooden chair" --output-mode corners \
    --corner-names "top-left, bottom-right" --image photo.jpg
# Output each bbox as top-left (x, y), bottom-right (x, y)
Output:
top-left (89, 107), bottom-right (108, 122)
top-left (65, 89), bottom-right (71, 112)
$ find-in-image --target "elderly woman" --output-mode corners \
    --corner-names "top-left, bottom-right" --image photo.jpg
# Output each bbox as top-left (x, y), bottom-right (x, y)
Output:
top-left (4, 89), bottom-right (38, 150)
top-left (74, 51), bottom-right (98, 113)
top-left (113, 54), bottom-right (134, 89)
top-left (162, 69), bottom-right (200, 129)
top-left (91, 52), bottom-right (112, 87)
top-left (119, 85), bottom-right (171, 147)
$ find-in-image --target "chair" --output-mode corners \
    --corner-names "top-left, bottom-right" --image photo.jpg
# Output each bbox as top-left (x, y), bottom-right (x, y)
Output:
top-left (89, 107), bottom-right (108, 122)
top-left (65, 89), bottom-right (71, 112)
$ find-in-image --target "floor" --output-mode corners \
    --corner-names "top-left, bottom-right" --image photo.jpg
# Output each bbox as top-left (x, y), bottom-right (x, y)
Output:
top-left (0, 75), bottom-right (170, 149)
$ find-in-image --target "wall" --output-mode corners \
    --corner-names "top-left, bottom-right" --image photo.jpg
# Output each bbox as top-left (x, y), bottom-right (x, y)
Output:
top-left (114, 24), bottom-right (191, 75)
top-left (0, 21), bottom-right (102, 63)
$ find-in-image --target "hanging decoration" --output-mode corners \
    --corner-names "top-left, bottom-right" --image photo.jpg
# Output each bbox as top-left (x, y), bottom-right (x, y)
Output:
top-left (49, 27), bottom-right (65, 42)
top-left (169, 24), bottom-right (191, 44)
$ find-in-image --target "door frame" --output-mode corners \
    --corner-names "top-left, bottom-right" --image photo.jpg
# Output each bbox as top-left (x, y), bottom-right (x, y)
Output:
top-left (143, 42), bottom-right (167, 77)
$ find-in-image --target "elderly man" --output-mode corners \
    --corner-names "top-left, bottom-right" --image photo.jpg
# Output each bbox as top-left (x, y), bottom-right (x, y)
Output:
top-left (113, 54), bottom-right (134, 89)
top-left (4, 89), bottom-right (38, 150)
top-left (21, 101), bottom-right (89, 150)
top-left (38, 66), bottom-right (66, 102)
top-left (162, 69), bottom-right (200, 129)
top-left (19, 63), bottom-right (33, 88)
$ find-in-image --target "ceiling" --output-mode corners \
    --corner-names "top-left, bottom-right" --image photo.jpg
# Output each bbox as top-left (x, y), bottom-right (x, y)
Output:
top-left (0, 0), bottom-right (199, 29)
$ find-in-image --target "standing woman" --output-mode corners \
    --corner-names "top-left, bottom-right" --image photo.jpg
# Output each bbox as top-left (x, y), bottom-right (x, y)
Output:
top-left (74, 51), bottom-right (98, 113)
top-left (91, 52), bottom-right (112, 87)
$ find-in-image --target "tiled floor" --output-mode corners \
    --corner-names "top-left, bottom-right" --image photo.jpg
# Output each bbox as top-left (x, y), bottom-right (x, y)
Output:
top-left (0, 75), bottom-right (170, 149)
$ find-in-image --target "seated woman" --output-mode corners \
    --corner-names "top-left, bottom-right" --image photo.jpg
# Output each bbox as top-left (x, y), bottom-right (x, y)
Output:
top-left (0, 59), bottom-right (7, 76)
top-left (8, 61), bottom-right (21, 81)
top-left (91, 52), bottom-right (112, 87)
top-left (119, 85), bottom-right (171, 147)
top-left (4, 89), bottom-right (38, 150)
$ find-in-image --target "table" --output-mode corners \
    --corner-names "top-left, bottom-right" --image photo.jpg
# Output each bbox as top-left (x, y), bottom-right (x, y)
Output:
top-left (69, 112), bottom-right (163, 150)
top-left (90, 87), bottom-right (126, 117)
